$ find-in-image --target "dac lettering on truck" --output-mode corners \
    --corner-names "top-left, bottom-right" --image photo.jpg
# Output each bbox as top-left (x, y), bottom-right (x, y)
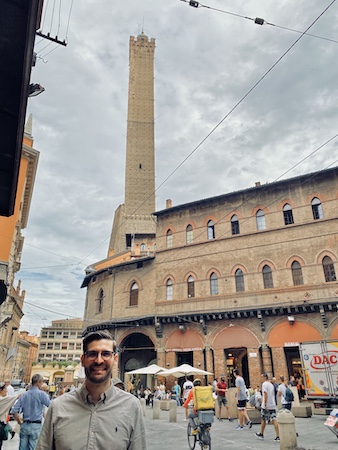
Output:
top-left (310, 351), bottom-right (338, 369)
top-left (301, 342), bottom-right (338, 398)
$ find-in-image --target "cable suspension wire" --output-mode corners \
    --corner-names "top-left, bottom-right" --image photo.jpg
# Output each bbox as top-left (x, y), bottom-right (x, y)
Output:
top-left (180, 0), bottom-right (338, 44)
top-left (77, 0), bottom-right (336, 266)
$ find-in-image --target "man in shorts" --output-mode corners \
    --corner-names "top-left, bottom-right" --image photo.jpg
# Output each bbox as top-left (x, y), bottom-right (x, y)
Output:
top-left (216, 374), bottom-right (233, 422)
top-left (255, 373), bottom-right (280, 442)
top-left (233, 369), bottom-right (251, 430)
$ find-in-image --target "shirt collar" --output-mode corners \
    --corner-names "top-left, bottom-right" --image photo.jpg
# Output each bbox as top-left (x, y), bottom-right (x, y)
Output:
top-left (80, 380), bottom-right (115, 404)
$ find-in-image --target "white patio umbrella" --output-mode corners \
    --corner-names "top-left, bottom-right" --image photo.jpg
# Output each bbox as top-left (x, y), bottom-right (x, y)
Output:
top-left (158, 363), bottom-right (213, 378)
top-left (125, 363), bottom-right (166, 375)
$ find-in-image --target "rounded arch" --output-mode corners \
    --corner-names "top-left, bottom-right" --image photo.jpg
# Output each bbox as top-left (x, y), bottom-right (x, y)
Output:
top-left (166, 328), bottom-right (204, 350)
top-left (257, 260), bottom-right (276, 272)
top-left (305, 192), bottom-right (326, 204)
top-left (277, 199), bottom-right (297, 212)
top-left (118, 330), bottom-right (156, 349)
top-left (206, 268), bottom-right (221, 279)
top-left (162, 274), bottom-right (176, 284)
top-left (184, 220), bottom-right (197, 229)
top-left (212, 325), bottom-right (260, 350)
top-left (286, 255), bottom-right (306, 269)
top-left (164, 225), bottom-right (177, 235)
top-left (202, 216), bottom-right (218, 227)
top-left (251, 204), bottom-right (269, 216)
top-left (126, 276), bottom-right (143, 292)
top-left (230, 264), bottom-right (247, 276)
top-left (267, 319), bottom-right (322, 347)
top-left (225, 210), bottom-right (244, 221)
top-left (329, 318), bottom-right (338, 340)
top-left (316, 250), bottom-right (338, 264)
top-left (183, 271), bottom-right (198, 282)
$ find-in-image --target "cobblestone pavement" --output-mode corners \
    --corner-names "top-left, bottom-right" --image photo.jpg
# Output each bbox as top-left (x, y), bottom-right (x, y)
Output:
top-left (4, 407), bottom-right (336, 450)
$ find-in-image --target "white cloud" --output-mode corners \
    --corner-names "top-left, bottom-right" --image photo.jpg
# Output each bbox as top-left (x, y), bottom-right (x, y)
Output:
top-left (19, 0), bottom-right (338, 333)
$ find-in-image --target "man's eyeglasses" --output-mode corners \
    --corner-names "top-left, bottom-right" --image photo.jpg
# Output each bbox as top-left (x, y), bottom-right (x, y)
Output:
top-left (84, 350), bottom-right (114, 360)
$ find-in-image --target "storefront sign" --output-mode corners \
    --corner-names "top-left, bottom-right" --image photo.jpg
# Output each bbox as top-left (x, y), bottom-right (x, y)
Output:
top-left (249, 352), bottom-right (257, 357)
top-left (166, 347), bottom-right (203, 352)
top-left (285, 342), bottom-right (300, 347)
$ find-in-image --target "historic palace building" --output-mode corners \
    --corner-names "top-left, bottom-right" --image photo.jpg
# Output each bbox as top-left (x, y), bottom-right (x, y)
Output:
top-left (81, 33), bottom-right (338, 390)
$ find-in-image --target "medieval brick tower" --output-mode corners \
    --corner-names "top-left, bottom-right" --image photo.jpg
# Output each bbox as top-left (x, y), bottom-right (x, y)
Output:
top-left (109, 33), bottom-right (156, 256)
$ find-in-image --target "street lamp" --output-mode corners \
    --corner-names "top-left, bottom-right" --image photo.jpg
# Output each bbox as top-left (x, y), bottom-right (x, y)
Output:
top-left (28, 83), bottom-right (45, 97)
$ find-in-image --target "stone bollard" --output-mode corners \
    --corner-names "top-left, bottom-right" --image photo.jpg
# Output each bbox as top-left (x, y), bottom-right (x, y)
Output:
top-left (277, 408), bottom-right (297, 450)
top-left (140, 398), bottom-right (146, 417)
top-left (153, 399), bottom-right (160, 419)
top-left (169, 399), bottom-right (177, 422)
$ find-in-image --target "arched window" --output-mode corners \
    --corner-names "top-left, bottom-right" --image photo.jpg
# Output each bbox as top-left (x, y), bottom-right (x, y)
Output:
top-left (291, 261), bottom-right (304, 286)
top-left (283, 203), bottom-right (294, 225)
top-left (235, 269), bottom-right (245, 292)
top-left (166, 278), bottom-right (173, 300)
top-left (231, 215), bottom-right (240, 235)
top-left (130, 282), bottom-right (139, 306)
top-left (262, 265), bottom-right (274, 289)
top-left (97, 289), bottom-right (104, 313)
top-left (140, 243), bottom-right (146, 251)
top-left (187, 275), bottom-right (195, 298)
top-left (322, 256), bottom-right (336, 282)
top-left (256, 209), bottom-right (266, 230)
top-left (186, 224), bottom-right (193, 244)
top-left (311, 197), bottom-right (324, 220)
top-left (207, 220), bottom-right (215, 240)
top-left (210, 272), bottom-right (218, 295)
top-left (166, 229), bottom-right (173, 248)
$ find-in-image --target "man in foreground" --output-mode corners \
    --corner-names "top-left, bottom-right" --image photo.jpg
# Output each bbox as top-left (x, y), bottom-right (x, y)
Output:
top-left (233, 369), bottom-right (251, 430)
top-left (12, 374), bottom-right (51, 450)
top-left (36, 330), bottom-right (146, 450)
top-left (255, 373), bottom-right (280, 442)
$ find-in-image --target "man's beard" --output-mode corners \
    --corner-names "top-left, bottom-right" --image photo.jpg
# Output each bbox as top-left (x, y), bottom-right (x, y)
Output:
top-left (85, 363), bottom-right (112, 384)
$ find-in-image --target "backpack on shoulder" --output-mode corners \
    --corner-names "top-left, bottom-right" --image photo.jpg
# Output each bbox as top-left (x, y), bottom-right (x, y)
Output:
top-left (285, 387), bottom-right (294, 402)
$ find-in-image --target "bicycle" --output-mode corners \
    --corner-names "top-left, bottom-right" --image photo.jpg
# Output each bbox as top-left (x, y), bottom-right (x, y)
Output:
top-left (187, 409), bottom-right (213, 450)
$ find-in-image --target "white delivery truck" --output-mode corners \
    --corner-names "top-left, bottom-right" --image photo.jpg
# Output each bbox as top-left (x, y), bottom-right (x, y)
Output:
top-left (300, 341), bottom-right (338, 403)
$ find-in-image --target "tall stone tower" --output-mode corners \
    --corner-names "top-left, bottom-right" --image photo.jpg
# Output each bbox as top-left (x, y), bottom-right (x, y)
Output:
top-left (108, 33), bottom-right (156, 256)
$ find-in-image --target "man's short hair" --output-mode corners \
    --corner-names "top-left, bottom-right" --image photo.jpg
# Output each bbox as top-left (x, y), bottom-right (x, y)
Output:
top-left (83, 330), bottom-right (116, 353)
top-left (32, 374), bottom-right (43, 385)
top-left (233, 369), bottom-right (239, 376)
top-left (261, 373), bottom-right (269, 380)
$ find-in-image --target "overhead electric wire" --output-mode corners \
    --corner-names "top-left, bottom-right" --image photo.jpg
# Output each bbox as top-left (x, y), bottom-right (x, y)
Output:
top-left (24, 300), bottom-right (78, 319)
top-left (22, 1), bottom-right (337, 325)
top-left (180, 0), bottom-right (338, 44)
top-left (77, 0), bottom-right (336, 267)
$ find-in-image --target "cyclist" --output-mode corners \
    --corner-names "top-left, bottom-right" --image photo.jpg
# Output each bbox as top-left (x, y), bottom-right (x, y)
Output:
top-left (183, 378), bottom-right (202, 435)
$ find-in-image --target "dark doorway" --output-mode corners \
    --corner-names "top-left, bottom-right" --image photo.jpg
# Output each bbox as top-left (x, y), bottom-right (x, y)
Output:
top-left (284, 346), bottom-right (302, 378)
top-left (176, 351), bottom-right (194, 386)
top-left (224, 348), bottom-right (249, 388)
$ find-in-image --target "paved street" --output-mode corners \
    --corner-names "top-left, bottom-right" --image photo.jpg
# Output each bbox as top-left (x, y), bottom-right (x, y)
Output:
top-left (4, 407), bottom-right (336, 449)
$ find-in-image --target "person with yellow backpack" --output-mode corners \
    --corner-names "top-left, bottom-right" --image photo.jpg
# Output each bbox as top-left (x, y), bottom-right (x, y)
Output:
top-left (183, 379), bottom-right (214, 435)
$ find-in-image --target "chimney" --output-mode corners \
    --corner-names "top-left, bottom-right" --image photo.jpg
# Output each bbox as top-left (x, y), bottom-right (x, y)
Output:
top-left (255, 182), bottom-right (261, 187)
top-left (166, 199), bottom-right (172, 209)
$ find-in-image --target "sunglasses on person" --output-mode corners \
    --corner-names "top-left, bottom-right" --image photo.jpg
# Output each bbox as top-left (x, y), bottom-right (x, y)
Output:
top-left (84, 350), bottom-right (114, 360)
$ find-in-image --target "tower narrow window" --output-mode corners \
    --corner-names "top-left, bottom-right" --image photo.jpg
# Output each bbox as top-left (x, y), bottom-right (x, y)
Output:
top-left (311, 197), bottom-right (324, 220)
top-left (130, 282), bottom-right (139, 306)
top-left (166, 278), bottom-right (173, 300)
top-left (262, 265), bottom-right (274, 289)
top-left (97, 289), bottom-right (104, 313)
top-left (283, 204), bottom-right (294, 225)
top-left (235, 269), bottom-right (245, 292)
top-left (210, 272), bottom-right (218, 295)
top-left (256, 209), bottom-right (266, 230)
top-left (166, 229), bottom-right (173, 248)
top-left (322, 256), bottom-right (336, 282)
top-left (186, 224), bottom-right (193, 244)
top-left (231, 215), bottom-right (240, 235)
top-left (291, 261), bottom-right (304, 286)
top-left (207, 220), bottom-right (215, 240)
top-left (187, 275), bottom-right (195, 298)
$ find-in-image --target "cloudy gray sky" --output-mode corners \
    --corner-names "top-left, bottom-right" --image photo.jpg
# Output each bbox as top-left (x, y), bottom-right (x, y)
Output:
top-left (19, 0), bottom-right (338, 334)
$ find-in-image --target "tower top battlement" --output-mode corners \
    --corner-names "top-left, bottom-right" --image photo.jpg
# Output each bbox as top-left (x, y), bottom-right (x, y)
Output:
top-left (130, 33), bottom-right (155, 45)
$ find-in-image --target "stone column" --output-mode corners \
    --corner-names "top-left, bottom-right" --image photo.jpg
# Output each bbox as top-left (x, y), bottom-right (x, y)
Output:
top-left (261, 344), bottom-right (273, 377)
